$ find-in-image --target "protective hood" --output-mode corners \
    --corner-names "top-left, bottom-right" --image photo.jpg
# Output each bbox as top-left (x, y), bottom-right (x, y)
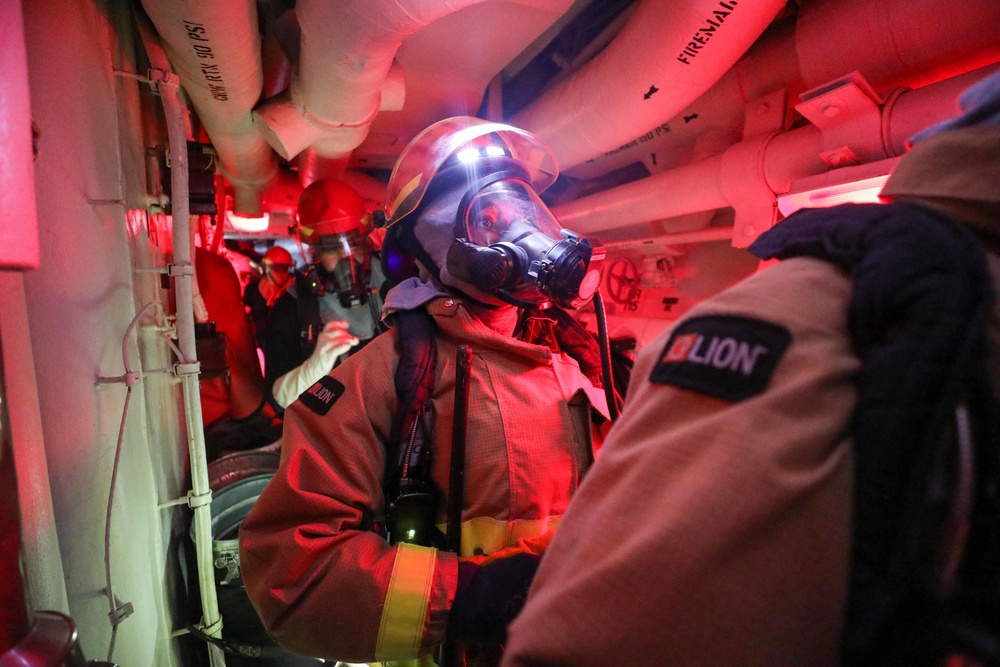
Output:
top-left (410, 184), bottom-right (512, 308)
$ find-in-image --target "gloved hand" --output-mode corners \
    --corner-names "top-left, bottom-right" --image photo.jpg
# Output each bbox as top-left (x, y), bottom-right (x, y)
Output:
top-left (271, 320), bottom-right (359, 408)
top-left (447, 552), bottom-right (541, 645)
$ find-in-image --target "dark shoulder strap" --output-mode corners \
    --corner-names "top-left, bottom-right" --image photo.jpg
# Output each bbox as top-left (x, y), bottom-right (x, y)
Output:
top-left (383, 308), bottom-right (438, 495)
top-left (293, 275), bottom-right (321, 356)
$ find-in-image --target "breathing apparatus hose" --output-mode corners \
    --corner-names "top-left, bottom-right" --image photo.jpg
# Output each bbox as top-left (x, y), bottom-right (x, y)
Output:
top-left (592, 290), bottom-right (621, 421)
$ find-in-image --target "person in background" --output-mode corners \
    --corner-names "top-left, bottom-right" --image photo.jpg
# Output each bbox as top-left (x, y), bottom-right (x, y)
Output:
top-left (262, 178), bottom-right (387, 410)
top-left (239, 116), bottom-right (610, 666)
top-left (244, 244), bottom-right (295, 350)
top-left (501, 68), bottom-right (1000, 667)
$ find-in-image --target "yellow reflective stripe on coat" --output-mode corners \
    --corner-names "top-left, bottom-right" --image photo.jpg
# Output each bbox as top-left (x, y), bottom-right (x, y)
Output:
top-left (375, 543), bottom-right (437, 661)
top-left (437, 516), bottom-right (563, 557)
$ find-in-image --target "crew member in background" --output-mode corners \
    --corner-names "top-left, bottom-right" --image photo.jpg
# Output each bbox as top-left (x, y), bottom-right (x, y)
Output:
top-left (239, 117), bottom-right (611, 666)
top-left (501, 69), bottom-right (1000, 667)
top-left (263, 178), bottom-right (387, 410)
top-left (243, 244), bottom-right (295, 350)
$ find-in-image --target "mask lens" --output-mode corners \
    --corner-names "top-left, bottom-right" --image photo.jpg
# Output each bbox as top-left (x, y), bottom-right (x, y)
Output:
top-left (464, 181), bottom-right (563, 247)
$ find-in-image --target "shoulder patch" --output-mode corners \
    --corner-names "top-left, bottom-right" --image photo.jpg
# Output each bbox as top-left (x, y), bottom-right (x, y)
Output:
top-left (650, 315), bottom-right (791, 401)
top-left (298, 375), bottom-right (345, 415)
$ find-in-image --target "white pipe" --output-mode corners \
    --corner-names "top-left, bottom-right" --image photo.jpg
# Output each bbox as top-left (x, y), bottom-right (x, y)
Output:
top-left (140, 0), bottom-right (277, 216)
top-left (604, 226), bottom-right (735, 249)
top-left (253, 0), bottom-right (493, 166)
top-left (0, 0), bottom-right (39, 269)
top-left (512, 0), bottom-right (788, 170)
top-left (0, 273), bottom-right (70, 615)
top-left (337, 169), bottom-right (389, 209)
top-left (553, 64), bottom-right (1000, 245)
top-left (559, 0), bottom-right (1000, 178)
top-left (136, 16), bottom-right (225, 664)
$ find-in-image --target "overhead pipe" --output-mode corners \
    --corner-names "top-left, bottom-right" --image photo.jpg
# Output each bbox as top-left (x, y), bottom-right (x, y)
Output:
top-left (135, 15), bottom-right (225, 665)
top-left (511, 0), bottom-right (789, 170)
top-left (253, 0), bottom-right (531, 180)
top-left (553, 64), bottom-right (1000, 247)
top-left (140, 0), bottom-right (277, 216)
top-left (603, 226), bottom-right (736, 249)
top-left (252, 0), bottom-right (447, 165)
top-left (555, 0), bottom-right (1000, 177)
top-left (0, 0), bottom-right (39, 269)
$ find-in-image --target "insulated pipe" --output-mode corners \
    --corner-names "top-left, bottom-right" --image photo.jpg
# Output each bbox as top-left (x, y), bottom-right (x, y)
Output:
top-left (553, 64), bottom-right (999, 244)
top-left (602, 226), bottom-right (736, 249)
top-left (136, 17), bottom-right (225, 665)
top-left (0, 274), bottom-right (70, 618)
top-left (512, 0), bottom-right (788, 170)
top-left (140, 0), bottom-right (277, 216)
top-left (253, 0), bottom-right (490, 166)
top-left (337, 170), bottom-right (390, 210)
top-left (0, 0), bottom-right (39, 269)
top-left (558, 0), bottom-right (1000, 176)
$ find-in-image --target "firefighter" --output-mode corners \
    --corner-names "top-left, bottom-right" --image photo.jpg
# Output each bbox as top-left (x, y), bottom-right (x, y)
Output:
top-left (244, 244), bottom-right (295, 350)
top-left (501, 69), bottom-right (1000, 667)
top-left (263, 178), bottom-right (386, 409)
top-left (239, 117), bottom-right (610, 666)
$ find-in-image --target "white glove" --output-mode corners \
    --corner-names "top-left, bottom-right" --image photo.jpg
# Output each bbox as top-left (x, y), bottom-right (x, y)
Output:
top-left (271, 320), bottom-right (359, 408)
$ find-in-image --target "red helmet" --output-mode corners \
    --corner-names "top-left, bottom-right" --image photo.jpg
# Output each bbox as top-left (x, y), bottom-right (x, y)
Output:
top-left (262, 245), bottom-right (293, 269)
top-left (296, 178), bottom-right (370, 246)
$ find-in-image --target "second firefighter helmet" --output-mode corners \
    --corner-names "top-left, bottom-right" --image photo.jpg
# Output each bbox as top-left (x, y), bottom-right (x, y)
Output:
top-left (296, 178), bottom-right (373, 308)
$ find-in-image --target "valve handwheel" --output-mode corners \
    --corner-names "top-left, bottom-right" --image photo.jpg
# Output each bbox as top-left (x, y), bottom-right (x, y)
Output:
top-left (606, 258), bottom-right (640, 305)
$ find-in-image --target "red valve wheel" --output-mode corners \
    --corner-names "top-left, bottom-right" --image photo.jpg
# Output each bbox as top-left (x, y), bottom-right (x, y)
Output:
top-left (606, 258), bottom-right (640, 305)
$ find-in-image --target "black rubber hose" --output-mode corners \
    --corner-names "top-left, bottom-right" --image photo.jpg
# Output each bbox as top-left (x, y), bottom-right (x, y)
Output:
top-left (592, 290), bottom-right (620, 421)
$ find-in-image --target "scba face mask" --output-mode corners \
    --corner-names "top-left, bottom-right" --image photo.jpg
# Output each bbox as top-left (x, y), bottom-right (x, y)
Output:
top-left (303, 231), bottom-right (372, 308)
top-left (446, 176), bottom-right (605, 310)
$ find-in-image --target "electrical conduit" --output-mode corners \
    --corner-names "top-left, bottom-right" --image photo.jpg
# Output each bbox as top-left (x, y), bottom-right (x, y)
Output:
top-left (135, 15), bottom-right (226, 666)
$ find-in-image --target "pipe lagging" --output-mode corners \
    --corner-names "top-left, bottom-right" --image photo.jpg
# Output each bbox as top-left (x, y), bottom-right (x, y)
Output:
top-left (552, 64), bottom-right (1000, 244)
top-left (253, 0), bottom-right (490, 164)
top-left (136, 13), bottom-right (226, 665)
top-left (139, 0), bottom-right (277, 214)
top-left (512, 0), bottom-right (789, 170)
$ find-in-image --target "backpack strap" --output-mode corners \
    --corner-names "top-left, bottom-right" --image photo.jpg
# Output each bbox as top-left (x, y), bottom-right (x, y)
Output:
top-left (382, 308), bottom-right (445, 547)
top-left (293, 275), bottom-right (322, 357)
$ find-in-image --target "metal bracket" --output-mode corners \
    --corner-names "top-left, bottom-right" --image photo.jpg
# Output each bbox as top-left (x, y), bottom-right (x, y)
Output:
top-left (720, 132), bottom-right (779, 247)
top-left (173, 361), bottom-right (201, 377)
top-left (95, 371), bottom-right (142, 387)
top-left (166, 263), bottom-right (195, 277)
top-left (214, 548), bottom-right (241, 586)
top-left (199, 616), bottom-right (224, 638)
top-left (187, 488), bottom-right (213, 509)
top-left (795, 71), bottom-right (887, 165)
top-left (108, 593), bottom-right (135, 627)
top-left (145, 67), bottom-right (179, 90)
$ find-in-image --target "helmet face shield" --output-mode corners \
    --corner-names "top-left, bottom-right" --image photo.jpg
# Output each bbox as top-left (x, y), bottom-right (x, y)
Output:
top-left (312, 228), bottom-right (367, 264)
top-left (303, 229), bottom-right (373, 307)
top-left (384, 116), bottom-right (558, 228)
